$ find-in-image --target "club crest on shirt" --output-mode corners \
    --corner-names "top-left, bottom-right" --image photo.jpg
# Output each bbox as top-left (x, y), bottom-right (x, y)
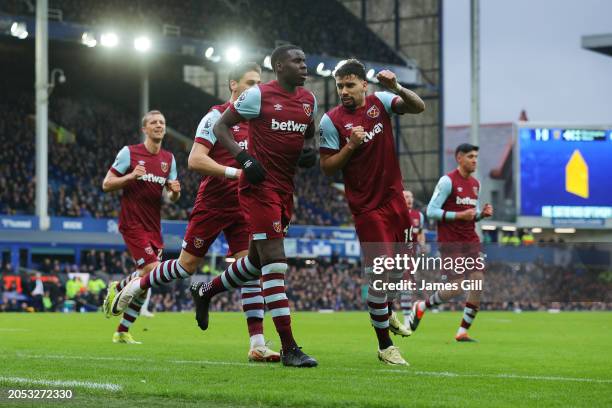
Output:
top-left (367, 105), bottom-right (380, 118)
top-left (145, 246), bottom-right (154, 255)
top-left (161, 161), bottom-right (169, 173)
top-left (303, 103), bottom-right (312, 117)
top-left (193, 237), bottom-right (204, 249)
top-left (273, 221), bottom-right (282, 233)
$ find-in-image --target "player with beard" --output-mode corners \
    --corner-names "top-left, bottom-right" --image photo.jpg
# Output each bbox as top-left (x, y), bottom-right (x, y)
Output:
top-left (319, 59), bottom-right (425, 365)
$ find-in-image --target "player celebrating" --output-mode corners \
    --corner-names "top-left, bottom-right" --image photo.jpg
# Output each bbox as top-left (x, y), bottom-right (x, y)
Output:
top-left (109, 63), bottom-right (280, 361)
top-left (112, 45), bottom-right (318, 367)
top-left (319, 59), bottom-right (425, 365)
top-left (102, 110), bottom-right (180, 344)
top-left (407, 143), bottom-right (493, 342)
top-left (399, 190), bottom-right (426, 326)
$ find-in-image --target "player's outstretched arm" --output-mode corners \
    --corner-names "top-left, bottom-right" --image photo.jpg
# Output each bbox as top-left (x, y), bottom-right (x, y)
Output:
top-left (101, 166), bottom-right (145, 193)
top-left (376, 70), bottom-right (425, 114)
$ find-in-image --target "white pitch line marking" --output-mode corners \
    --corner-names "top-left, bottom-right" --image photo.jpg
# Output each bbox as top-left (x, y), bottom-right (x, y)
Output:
top-left (13, 353), bottom-right (612, 384)
top-left (0, 376), bottom-right (122, 391)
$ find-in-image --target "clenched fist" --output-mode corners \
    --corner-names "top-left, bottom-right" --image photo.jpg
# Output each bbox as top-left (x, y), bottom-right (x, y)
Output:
top-left (166, 179), bottom-right (181, 193)
top-left (348, 126), bottom-right (366, 149)
top-left (131, 164), bottom-right (146, 180)
top-left (376, 70), bottom-right (401, 93)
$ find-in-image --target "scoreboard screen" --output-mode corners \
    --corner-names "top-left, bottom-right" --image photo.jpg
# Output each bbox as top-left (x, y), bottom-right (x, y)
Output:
top-left (518, 126), bottom-right (612, 219)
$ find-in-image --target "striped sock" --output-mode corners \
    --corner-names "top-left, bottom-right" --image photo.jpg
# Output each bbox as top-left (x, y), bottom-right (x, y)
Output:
top-left (116, 271), bottom-right (140, 291)
top-left (117, 293), bottom-right (145, 332)
top-left (425, 291), bottom-right (443, 309)
top-left (241, 279), bottom-right (264, 341)
top-left (202, 257), bottom-right (261, 297)
top-left (400, 291), bottom-right (412, 323)
top-left (139, 260), bottom-right (190, 290)
top-left (387, 301), bottom-right (394, 317)
top-left (457, 302), bottom-right (479, 335)
top-left (367, 289), bottom-right (392, 350)
top-left (261, 262), bottom-right (296, 351)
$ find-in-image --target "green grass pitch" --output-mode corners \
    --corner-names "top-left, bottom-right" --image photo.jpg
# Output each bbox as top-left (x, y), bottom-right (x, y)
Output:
top-left (1, 311), bottom-right (611, 407)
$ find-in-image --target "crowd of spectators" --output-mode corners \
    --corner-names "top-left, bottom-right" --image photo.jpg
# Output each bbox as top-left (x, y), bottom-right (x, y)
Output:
top-left (0, 88), bottom-right (354, 224)
top-left (2, 248), bottom-right (610, 313)
top-left (1, 0), bottom-right (404, 65)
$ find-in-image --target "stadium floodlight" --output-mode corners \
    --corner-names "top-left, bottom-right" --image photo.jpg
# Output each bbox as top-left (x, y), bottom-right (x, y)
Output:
top-left (10, 22), bottom-right (28, 39)
top-left (204, 47), bottom-right (221, 62)
top-left (531, 228), bottom-right (542, 233)
top-left (100, 32), bottom-right (119, 48)
top-left (224, 46), bottom-right (241, 63)
top-left (316, 62), bottom-right (331, 77)
top-left (263, 55), bottom-right (272, 70)
top-left (134, 36), bottom-right (151, 52)
top-left (366, 69), bottom-right (375, 80)
top-left (81, 32), bottom-right (97, 48)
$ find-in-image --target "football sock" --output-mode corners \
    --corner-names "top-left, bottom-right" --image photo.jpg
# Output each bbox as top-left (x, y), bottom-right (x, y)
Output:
top-left (241, 279), bottom-right (265, 346)
top-left (261, 262), bottom-right (296, 351)
top-left (139, 260), bottom-right (190, 290)
top-left (116, 271), bottom-right (140, 291)
top-left (458, 302), bottom-right (479, 335)
top-left (425, 291), bottom-right (443, 309)
top-left (201, 257), bottom-right (261, 297)
top-left (400, 291), bottom-right (412, 322)
top-left (117, 293), bottom-right (145, 333)
top-left (367, 290), bottom-right (392, 350)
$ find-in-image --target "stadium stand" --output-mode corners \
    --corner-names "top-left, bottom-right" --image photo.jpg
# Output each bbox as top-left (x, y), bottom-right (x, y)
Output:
top-left (0, 42), bottom-right (354, 223)
top-left (0, 0), bottom-right (404, 65)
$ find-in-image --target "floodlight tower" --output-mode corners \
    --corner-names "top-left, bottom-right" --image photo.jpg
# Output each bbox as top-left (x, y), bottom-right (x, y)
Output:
top-left (35, 0), bottom-right (49, 230)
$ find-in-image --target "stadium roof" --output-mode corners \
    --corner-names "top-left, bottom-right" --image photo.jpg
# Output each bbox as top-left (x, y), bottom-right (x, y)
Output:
top-left (581, 33), bottom-right (612, 57)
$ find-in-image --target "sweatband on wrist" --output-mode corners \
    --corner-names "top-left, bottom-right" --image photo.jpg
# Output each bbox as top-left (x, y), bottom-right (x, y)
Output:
top-left (224, 167), bottom-right (238, 178)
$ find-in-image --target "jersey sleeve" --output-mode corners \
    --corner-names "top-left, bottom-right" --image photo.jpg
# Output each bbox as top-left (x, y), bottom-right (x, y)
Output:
top-left (419, 212), bottom-right (425, 229)
top-left (374, 91), bottom-right (400, 115)
top-left (110, 146), bottom-right (130, 176)
top-left (319, 113), bottom-right (340, 153)
top-left (194, 109), bottom-right (222, 148)
top-left (311, 92), bottom-right (318, 123)
top-left (475, 180), bottom-right (483, 221)
top-left (231, 85), bottom-right (261, 120)
top-left (168, 154), bottom-right (178, 181)
top-left (427, 175), bottom-right (455, 221)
